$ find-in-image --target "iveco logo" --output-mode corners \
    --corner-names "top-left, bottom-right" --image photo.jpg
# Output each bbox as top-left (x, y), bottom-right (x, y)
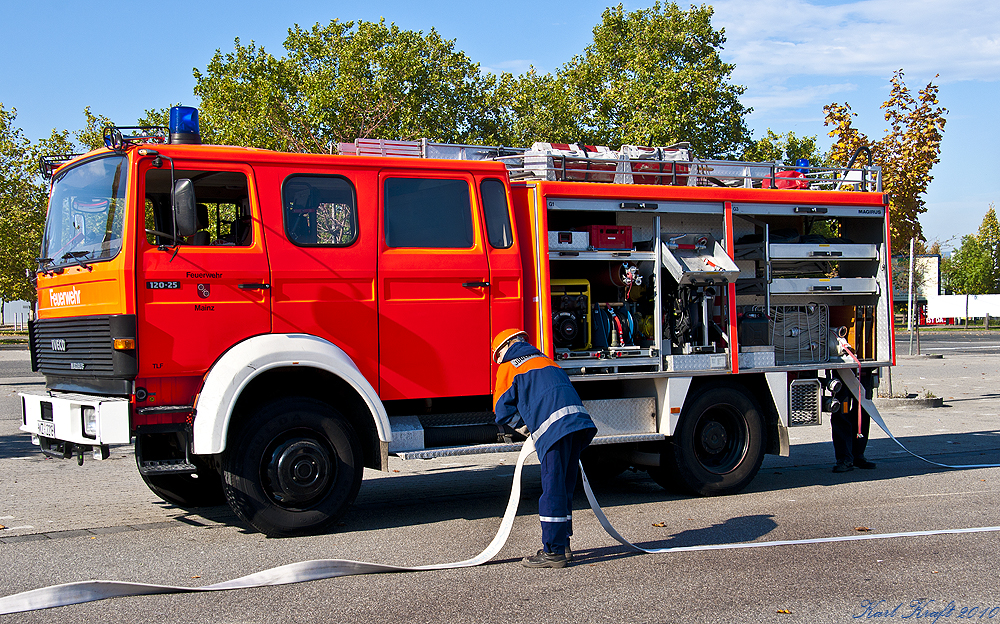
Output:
top-left (51, 339), bottom-right (66, 352)
top-left (70, 362), bottom-right (85, 370)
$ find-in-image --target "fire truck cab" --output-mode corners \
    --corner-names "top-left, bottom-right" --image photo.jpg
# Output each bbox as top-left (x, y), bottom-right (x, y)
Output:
top-left (21, 108), bottom-right (893, 536)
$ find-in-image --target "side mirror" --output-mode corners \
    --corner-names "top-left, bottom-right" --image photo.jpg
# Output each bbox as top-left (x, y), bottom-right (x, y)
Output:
top-left (173, 179), bottom-right (198, 238)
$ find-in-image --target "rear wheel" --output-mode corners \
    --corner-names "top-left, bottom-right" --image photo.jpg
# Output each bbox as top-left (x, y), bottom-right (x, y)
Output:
top-left (651, 385), bottom-right (765, 496)
top-left (580, 446), bottom-right (628, 482)
top-left (222, 397), bottom-right (363, 537)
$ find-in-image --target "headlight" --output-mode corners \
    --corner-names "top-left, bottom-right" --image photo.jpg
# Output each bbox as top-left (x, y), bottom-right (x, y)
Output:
top-left (82, 406), bottom-right (98, 439)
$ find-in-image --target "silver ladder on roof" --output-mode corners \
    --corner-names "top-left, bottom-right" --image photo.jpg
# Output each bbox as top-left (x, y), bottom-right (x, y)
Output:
top-left (336, 138), bottom-right (882, 192)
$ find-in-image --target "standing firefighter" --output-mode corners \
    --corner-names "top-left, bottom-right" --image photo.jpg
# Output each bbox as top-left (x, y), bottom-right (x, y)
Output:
top-left (492, 329), bottom-right (598, 568)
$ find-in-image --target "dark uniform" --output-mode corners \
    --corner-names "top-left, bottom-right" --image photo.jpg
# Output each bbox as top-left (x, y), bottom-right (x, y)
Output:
top-left (830, 375), bottom-right (876, 472)
top-left (493, 341), bottom-right (597, 556)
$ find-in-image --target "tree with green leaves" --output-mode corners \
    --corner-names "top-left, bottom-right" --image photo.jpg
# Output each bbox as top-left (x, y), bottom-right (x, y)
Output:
top-left (0, 104), bottom-right (49, 311)
top-left (0, 105), bottom-right (102, 314)
top-left (741, 129), bottom-right (827, 166)
top-left (193, 19), bottom-right (496, 152)
top-left (476, 69), bottom-right (580, 148)
top-left (824, 70), bottom-right (947, 254)
top-left (943, 205), bottom-right (1000, 295)
top-left (977, 204), bottom-right (1000, 286)
top-left (191, 6), bottom-right (751, 155)
top-left (557, 2), bottom-right (751, 157)
top-left (944, 236), bottom-right (992, 295)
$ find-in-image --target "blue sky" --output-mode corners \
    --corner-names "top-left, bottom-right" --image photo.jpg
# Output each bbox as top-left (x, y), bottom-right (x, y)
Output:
top-left (2, 0), bottom-right (997, 249)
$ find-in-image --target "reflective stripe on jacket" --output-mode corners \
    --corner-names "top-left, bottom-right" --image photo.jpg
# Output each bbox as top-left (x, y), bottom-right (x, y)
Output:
top-left (493, 341), bottom-right (597, 459)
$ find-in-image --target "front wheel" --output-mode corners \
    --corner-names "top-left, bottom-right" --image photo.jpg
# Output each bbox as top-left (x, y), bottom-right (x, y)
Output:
top-left (222, 397), bottom-right (363, 537)
top-left (652, 385), bottom-right (766, 496)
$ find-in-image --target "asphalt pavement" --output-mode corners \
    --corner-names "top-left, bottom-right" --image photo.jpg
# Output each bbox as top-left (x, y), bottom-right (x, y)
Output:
top-left (2, 333), bottom-right (1000, 623)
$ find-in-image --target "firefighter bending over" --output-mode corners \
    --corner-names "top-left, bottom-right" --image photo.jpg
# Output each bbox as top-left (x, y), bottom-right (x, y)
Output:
top-left (492, 329), bottom-right (597, 568)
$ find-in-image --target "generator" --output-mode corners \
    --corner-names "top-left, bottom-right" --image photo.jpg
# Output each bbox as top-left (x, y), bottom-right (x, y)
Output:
top-left (551, 279), bottom-right (591, 350)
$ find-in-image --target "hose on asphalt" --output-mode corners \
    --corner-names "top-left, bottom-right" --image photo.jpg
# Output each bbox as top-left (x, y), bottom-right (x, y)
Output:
top-left (4, 369), bottom-right (1000, 615)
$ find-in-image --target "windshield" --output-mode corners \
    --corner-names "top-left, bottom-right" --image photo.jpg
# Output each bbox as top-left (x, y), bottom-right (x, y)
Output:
top-left (40, 155), bottom-right (129, 269)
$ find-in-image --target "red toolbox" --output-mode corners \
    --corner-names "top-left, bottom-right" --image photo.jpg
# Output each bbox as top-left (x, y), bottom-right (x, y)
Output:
top-left (583, 225), bottom-right (632, 250)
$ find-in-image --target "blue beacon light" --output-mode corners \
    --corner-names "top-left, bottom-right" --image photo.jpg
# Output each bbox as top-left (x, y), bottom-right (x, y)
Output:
top-left (169, 106), bottom-right (201, 144)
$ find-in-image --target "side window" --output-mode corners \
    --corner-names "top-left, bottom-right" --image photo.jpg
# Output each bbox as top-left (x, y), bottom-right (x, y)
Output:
top-left (384, 178), bottom-right (474, 248)
top-left (480, 178), bottom-right (513, 249)
top-left (282, 175), bottom-right (358, 246)
top-left (144, 168), bottom-right (252, 246)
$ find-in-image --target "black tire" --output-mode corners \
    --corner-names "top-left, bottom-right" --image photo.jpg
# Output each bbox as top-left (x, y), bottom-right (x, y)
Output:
top-left (580, 446), bottom-right (628, 482)
top-left (222, 397), bottom-right (363, 537)
top-left (645, 456), bottom-right (683, 493)
top-left (138, 456), bottom-right (227, 508)
top-left (653, 384), bottom-right (765, 496)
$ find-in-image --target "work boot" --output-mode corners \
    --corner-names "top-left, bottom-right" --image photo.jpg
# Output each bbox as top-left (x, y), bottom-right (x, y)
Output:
top-left (833, 461), bottom-right (854, 473)
top-left (566, 541), bottom-right (572, 562)
top-left (854, 457), bottom-right (877, 469)
top-left (522, 549), bottom-right (567, 569)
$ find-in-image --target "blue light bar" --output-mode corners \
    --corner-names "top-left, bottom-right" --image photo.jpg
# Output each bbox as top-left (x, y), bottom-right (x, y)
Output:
top-left (169, 106), bottom-right (201, 144)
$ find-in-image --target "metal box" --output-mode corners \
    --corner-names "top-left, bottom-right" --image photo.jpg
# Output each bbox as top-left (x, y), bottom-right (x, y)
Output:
top-left (548, 231), bottom-right (590, 251)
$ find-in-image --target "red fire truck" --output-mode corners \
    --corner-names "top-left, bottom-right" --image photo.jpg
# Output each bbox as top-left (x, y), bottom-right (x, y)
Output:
top-left (20, 107), bottom-right (893, 536)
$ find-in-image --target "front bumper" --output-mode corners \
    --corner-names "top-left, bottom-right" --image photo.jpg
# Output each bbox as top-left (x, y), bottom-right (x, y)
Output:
top-left (19, 391), bottom-right (131, 447)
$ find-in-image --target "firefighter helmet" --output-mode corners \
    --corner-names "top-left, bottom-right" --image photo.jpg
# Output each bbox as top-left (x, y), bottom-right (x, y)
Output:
top-left (492, 329), bottom-right (528, 363)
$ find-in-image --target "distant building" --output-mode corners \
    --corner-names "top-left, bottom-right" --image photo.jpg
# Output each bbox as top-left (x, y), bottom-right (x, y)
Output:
top-left (1, 300), bottom-right (32, 325)
top-left (891, 254), bottom-right (941, 304)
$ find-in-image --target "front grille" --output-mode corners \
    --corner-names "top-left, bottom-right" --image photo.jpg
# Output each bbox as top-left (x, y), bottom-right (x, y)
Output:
top-left (30, 315), bottom-right (137, 380)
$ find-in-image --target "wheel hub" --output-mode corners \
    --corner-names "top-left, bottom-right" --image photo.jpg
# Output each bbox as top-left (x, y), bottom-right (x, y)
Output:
top-left (700, 421), bottom-right (728, 454)
top-left (266, 438), bottom-right (333, 506)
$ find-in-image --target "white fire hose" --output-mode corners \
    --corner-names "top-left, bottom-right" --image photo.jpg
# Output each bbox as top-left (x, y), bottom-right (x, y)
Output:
top-left (4, 372), bottom-right (1000, 615)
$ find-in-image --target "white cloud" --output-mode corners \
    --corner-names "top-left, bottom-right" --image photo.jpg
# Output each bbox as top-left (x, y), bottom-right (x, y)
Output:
top-left (742, 81), bottom-right (859, 112)
top-left (712, 0), bottom-right (1000, 84)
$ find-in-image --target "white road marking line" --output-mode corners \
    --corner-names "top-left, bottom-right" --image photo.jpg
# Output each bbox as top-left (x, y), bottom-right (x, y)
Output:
top-left (663, 526), bottom-right (1000, 553)
top-left (922, 345), bottom-right (1000, 350)
top-left (900, 490), bottom-right (993, 498)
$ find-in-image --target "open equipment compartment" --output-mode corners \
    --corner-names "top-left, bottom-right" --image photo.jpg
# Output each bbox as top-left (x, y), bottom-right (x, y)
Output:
top-left (544, 197), bottom-right (661, 376)
top-left (543, 192), bottom-right (742, 379)
top-left (731, 202), bottom-right (891, 367)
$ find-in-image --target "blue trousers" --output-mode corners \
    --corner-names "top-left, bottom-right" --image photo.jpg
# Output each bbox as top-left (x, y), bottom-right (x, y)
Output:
top-left (539, 429), bottom-right (593, 554)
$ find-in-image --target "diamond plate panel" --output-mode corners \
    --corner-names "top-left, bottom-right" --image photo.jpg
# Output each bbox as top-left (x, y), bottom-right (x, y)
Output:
top-left (583, 397), bottom-right (657, 436)
top-left (615, 212), bottom-right (656, 245)
top-left (663, 353), bottom-right (729, 371)
top-left (738, 348), bottom-right (775, 369)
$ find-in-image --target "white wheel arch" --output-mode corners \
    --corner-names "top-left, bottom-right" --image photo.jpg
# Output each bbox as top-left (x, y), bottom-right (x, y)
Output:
top-left (191, 333), bottom-right (390, 455)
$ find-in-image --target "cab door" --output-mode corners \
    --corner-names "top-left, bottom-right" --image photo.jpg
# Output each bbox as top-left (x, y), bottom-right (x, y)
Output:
top-left (137, 161), bottom-right (271, 381)
top-left (478, 177), bottom-right (523, 346)
top-left (377, 173), bottom-right (491, 400)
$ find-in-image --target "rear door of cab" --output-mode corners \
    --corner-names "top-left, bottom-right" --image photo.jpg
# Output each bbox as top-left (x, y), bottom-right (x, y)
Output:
top-left (377, 171), bottom-right (491, 400)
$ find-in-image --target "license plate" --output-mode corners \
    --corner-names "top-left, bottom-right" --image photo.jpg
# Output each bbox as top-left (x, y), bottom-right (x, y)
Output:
top-left (38, 421), bottom-right (55, 438)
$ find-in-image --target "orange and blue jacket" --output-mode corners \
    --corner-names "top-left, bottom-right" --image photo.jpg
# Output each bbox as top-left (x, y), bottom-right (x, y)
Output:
top-left (493, 341), bottom-right (597, 458)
